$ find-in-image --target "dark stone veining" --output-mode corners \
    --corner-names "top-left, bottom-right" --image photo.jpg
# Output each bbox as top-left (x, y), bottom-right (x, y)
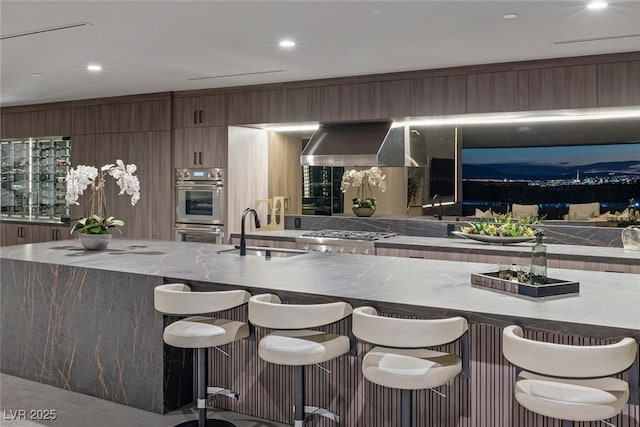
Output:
top-left (284, 215), bottom-right (626, 247)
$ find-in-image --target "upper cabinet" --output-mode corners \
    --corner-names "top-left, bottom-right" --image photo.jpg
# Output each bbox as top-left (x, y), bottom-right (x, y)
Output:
top-left (466, 71), bottom-right (529, 113)
top-left (527, 65), bottom-right (598, 110)
top-left (1, 108), bottom-right (71, 139)
top-left (72, 99), bottom-right (171, 135)
top-left (411, 75), bottom-right (467, 116)
top-left (597, 60), bottom-right (640, 107)
top-left (173, 94), bottom-right (226, 128)
top-left (228, 88), bottom-right (313, 125)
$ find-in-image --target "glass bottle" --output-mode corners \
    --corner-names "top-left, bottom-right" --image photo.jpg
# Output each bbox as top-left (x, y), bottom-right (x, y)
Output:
top-left (531, 229), bottom-right (547, 285)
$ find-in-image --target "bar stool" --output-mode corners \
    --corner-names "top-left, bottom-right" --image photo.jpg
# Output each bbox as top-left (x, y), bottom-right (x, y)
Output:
top-left (248, 293), bottom-right (353, 427)
top-left (502, 325), bottom-right (639, 427)
top-left (352, 306), bottom-right (469, 427)
top-left (154, 284), bottom-right (251, 427)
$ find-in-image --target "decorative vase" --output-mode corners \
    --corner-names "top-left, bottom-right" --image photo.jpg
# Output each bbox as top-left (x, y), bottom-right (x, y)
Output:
top-left (78, 233), bottom-right (112, 251)
top-left (621, 226), bottom-right (640, 251)
top-left (353, 206), bottom-right (376, 217)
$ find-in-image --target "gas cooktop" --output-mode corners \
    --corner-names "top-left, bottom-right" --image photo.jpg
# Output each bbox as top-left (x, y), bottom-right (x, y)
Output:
top-left (300, 229), bottom-right (397, 241)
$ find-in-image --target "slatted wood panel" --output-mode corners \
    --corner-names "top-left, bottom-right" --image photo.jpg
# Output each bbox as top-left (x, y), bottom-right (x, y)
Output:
top-left (194, 306), bottom-right (639, 427)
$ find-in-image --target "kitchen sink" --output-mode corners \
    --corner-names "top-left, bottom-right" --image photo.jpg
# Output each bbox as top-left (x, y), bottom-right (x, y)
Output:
top-left (216, 246), bottom-right (309, 258)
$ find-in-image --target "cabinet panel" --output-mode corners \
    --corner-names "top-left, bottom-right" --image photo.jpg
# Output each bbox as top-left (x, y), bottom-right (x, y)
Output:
top-left (1, 223), bottom-right (33, 246)
top-left (311, 83), bottom-right (384, 121)
top-left (71, 105), bottom-right (101, 135)
top-left (174, 128), bottom-right (200, 168)
top-left (34, 224), bottom-right (72, 243)
top-left (377, 79), bottom-right (415, 118)
top-left (597, 60), bottom-right (640, 107)
top-left (198, 95), bottom-right (227, 126)
top-left (175, 126), bottom-right (227, 169)
top-left (466, 71), bottom-right (529, 113)
top-left (149, 131), bottom-right (173, 240)
top-left (141, 100), bottom-right (172, 131)
top-left (1, 109), bottom-right (71, 138)
top-left (411, 76), bottom-right (466, 115)
top-left (267, 88), bottom-right (313, 123)
top-left (528, 65), bottom-right (597, 110)
top-left (174, 95), bottom-right (226, 127)
top-left (173, 97), bottom-right (201, 128)
top-left (198, 126), bottom-right (227, 168)
top-left (228, 91), bottom-right (270, 125)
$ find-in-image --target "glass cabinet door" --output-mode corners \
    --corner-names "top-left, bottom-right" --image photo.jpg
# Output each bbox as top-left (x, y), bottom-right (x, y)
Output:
top-left (1, 136), bottom-right (71, 221)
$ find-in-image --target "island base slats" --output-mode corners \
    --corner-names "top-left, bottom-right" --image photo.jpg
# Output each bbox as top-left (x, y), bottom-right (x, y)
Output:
top-left (205, 306), bottom-right (639, 427)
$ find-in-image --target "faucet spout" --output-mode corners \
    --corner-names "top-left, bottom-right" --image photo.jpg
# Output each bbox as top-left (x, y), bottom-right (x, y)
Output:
top-left (240, 208), bottom-right (261, 256)
top-left (433, 194), bottom-right (442, 220)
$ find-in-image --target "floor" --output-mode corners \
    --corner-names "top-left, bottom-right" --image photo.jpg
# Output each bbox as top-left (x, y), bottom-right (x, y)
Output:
top-left (0, 374), bottom-right (287, 427)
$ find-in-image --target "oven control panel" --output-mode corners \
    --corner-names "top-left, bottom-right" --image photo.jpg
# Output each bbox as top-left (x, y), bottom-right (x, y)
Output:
top-left (176, 168), bottom-right (224, 181)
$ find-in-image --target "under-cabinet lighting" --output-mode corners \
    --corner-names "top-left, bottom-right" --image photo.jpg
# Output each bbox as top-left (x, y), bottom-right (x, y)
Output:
top-left (265, 124), bottom-right (319, 132)
top-left (395, 107), bottom-right (640, 128)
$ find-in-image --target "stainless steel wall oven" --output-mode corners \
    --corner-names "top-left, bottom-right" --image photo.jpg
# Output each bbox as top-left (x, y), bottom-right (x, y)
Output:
top-left (175, 168), bottom-right (224, 243)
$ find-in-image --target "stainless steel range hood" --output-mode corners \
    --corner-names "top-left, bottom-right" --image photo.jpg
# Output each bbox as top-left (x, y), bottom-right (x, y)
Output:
top-left (300, 121), bottom-right (409, 167)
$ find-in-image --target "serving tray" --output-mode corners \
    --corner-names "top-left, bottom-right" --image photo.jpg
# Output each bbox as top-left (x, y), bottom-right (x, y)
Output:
top-left (452, 231), bottom-right (534, 245)
top-left (471, 272), bottom-right (579, 298)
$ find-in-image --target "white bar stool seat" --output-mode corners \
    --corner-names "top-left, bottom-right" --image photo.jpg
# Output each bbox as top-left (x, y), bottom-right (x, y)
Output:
top-left (502, 325), bottom-right (639, 426)
top-left (362, 347), bottom-right (463, 390)
top-left (155, 283), bottom-right (251, 427)
top-left (352, 306), bottom-right (469, 427)
top-left (258, 329), bottom-right (351, 366)
top-left (249, 293), bottom-right (353, 426)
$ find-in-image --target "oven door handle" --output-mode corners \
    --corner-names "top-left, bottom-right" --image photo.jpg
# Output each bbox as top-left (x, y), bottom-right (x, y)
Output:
top-left (175, 227), bottom-right (222, 235)
top-left (176, 184), bottom-right (223, 190)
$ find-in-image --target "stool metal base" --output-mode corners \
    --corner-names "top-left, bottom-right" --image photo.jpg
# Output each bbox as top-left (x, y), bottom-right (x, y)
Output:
top-left (174, 420), bottom-right (237, 427)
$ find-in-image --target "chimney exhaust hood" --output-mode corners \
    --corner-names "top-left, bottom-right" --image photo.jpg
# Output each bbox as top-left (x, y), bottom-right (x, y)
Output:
top-left (300, 121), bottom-right (409, 167)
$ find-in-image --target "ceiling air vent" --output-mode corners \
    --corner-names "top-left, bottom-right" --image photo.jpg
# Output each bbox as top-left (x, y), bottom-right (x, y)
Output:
top-left (1, 22), bottom-right (91, 40)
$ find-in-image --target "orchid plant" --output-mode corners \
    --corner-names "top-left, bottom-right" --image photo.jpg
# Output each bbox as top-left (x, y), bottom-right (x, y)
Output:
top-left (65, 160), bottom-right (140, 234)
top-left (340, 167), bottom-right (387, 209)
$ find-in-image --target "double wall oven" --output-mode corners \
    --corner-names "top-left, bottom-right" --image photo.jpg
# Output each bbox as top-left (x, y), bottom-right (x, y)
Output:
top-left (175, 168), bottom-right (224, 244)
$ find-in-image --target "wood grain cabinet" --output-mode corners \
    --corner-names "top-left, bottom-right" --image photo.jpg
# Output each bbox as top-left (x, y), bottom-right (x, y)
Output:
top-left (1, 222), bottom-right (33, 246)
top-left (466, 71), bottom-right (529, 113)
top-left (174, 126), bottom-right (227, 168)
top-left (35, 224), bottom-right (72, 242)
top-left (411, 75), bottom-right (467, 116)
top-left (597, 60), bottom-right (640, 107)
top-left (1, 108), bottom-right (71, 138)
top-left (72, 100), bottom-right (170, 135)
top-left (528, 65), bottom-right (598, 110)
top-left (228, 89), bottom-right (314, 125)
top-left (173, 94), bottom-right (226, 128)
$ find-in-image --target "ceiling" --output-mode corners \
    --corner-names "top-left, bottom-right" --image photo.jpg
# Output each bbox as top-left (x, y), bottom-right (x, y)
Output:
top-left (1, 1), bottom-right (640, 108)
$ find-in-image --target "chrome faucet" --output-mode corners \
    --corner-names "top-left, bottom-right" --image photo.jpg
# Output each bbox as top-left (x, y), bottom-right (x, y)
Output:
top-left (240, 207), bottom-right (261, 256)
top-left (433, 194), bottom-right (442, 220)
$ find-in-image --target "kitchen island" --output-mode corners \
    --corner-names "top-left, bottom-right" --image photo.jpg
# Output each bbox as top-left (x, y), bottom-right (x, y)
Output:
top-left (1, 239), bottom-right (638, 426)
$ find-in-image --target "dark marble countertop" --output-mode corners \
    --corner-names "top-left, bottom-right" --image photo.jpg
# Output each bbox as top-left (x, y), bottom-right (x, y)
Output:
top-left (1, 239), bottom-right (639, 333)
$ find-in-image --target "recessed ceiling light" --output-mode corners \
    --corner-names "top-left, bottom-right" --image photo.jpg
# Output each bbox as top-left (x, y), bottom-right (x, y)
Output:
top-left (279, 39), bottom-right (295, 48)
top-left (87, 64), bottom-right (102, 72)
top-left (503, 13), bottom-right (519, 19)
top-left (587, 1), bottom-right (608, 10)
top-left (32, 72), bottom-right (44, 77)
